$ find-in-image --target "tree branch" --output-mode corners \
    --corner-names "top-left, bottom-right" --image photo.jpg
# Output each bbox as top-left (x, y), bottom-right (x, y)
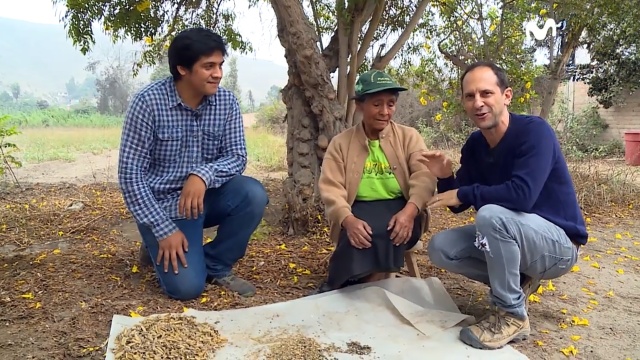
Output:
top-left (322, 0), bottom-right (378, 73)
top-left (345, 12), bottom-right (362, 125)
top-left (372, 0), bottom-right (431, 70)
top-left (336, 0), bottom-right (348, 106)
top-left (438, 36), bottom-right (468, 70)
top-left (356, 0), bottom-right (384, 66)
top-left (309, 0), bottom-right (324, 49)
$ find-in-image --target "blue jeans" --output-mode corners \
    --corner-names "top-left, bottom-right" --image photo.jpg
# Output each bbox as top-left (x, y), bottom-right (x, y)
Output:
top-left (137, 175), bottom-right (269, 300)
top-left (427, 204), bottom-right (579, 319)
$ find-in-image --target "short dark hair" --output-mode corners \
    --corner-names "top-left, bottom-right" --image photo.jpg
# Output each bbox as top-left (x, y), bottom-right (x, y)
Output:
top-left (460, 61), bottom-right (510, 93)
top-left (168, 28), bottom-right (227, 80)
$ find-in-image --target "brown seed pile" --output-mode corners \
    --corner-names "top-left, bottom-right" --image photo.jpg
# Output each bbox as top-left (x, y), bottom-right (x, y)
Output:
top-left (257, 333), bottom-right (338, 360)
top-left (112, 314), bottom-right (227, 360)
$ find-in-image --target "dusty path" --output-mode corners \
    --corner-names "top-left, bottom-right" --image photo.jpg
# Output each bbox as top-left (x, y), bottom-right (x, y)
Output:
top-left (9, 149), bottom-right (285, 185)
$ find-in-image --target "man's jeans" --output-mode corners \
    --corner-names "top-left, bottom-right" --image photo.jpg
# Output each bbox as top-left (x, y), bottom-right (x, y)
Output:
top-left (428, 204), bottom-right (579, 318)
top-left (136, 175), bottom-right (269, 300)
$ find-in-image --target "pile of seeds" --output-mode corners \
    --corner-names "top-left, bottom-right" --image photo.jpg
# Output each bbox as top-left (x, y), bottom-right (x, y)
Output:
top-left (253, 333), bottom-right (374, 360)
top-left (261, 333), bottom-right (335, 360)
top-left (112, 314), bottom-right (227, 360)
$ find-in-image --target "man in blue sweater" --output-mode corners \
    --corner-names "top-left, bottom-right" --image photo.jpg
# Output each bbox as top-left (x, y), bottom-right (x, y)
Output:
top-left (421, 61), bottom-right (587, 350)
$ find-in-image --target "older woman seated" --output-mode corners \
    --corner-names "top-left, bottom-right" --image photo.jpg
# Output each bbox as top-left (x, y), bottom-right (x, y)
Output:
top-left (315, 70), bottom-right (437, 293)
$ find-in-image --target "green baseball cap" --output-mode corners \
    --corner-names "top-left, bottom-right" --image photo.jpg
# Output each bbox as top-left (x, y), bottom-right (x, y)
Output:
top-left (353, 70), bottom-right (408, 98)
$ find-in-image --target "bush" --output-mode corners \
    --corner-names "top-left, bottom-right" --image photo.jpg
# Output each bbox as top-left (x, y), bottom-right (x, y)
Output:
top-left (255, 100), bottom-right (286, 134)
top-left (549, 99), bottom-right (623, 160)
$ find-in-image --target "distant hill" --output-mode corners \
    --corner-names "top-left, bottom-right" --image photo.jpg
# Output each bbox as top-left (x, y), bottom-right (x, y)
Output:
top-left (0, 17), bottom-right (288, 103)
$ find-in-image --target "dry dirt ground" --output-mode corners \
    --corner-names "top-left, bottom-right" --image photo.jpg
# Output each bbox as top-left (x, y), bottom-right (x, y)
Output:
top-left (1, 154), bottom-right (639, 360)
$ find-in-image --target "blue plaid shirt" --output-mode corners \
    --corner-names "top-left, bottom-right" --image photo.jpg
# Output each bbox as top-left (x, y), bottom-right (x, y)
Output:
top-left (118, 77), bottom-right (247, 241)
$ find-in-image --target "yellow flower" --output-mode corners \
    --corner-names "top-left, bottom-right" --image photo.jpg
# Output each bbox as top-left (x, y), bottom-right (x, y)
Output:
top-left (525, 81), bottom-right (532, 89)
top-left (144, 36), bottom-right (153, 45)
top-left (419, 96), bottom-right (428, 106)
top-left (434, 113), bottom-right (443, 122)
top-left (136, 0), bottom-right (151, 12)
top-left (539, 9), bottom-right (548, 16)
top-left (489, 24), bottom-right (496, 32)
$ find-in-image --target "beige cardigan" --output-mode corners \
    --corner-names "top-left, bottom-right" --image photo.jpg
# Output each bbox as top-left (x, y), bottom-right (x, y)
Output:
top-left (318, 121), bottom-right (437, 244)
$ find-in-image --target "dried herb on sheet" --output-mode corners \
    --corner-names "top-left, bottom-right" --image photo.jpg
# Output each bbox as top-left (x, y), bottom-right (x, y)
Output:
top-left (261, 333), bottom-right (336, 360)
top-left (253, 332), bottom-right (374, 360)
top-left (112, 313), bottom-right (227, 360)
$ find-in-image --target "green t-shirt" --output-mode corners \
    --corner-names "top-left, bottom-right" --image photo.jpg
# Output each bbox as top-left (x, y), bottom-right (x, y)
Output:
top-left (356, 140), bottom-right (403, 201)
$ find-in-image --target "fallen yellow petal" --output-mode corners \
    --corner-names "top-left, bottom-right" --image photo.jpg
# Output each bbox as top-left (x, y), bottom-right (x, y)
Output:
top-left (535, 340), bottom-right (544, 346)
top-left (590, 262), bottom-right (600, 269)
top-left (131, 265), bottom-right (139, 273)
top-left (560, 344), bottom-right (578, 356)
top-left (589, 299), bottom-right (598, 305)
top-left (21, 293), bottom-right (34, 299)
top-left (616, 269), bottom-right (624, 274)
top-left (546, 280), bottom-right (556, 291)
top-left (571, 316), bottom-right (589, 326)
top-left (615, 233), bottom-right (622, 239)
top-left (540, 329), bottom-right (550, 334)
top-left (606, 290), bottom-right (614, 297)
top-left (559, 294), bottom-right (569, 300)
top-left (528, 294), bottom-right (541, 303)
top-left (570, 335), bottom-right (581, 341)
top-left (129, 311), bottom-right (141, 317)
top-left (558, 322), bottom-right (568, 329)
top-left (52, 249), bottom-right (61, 255)
top-left (570, 265), bottom-right (580, 272)
top-left (288, 263), bottom-right (296, 269)
top-left (560, 309), bottom-right (567, 314)
top-left (582, 255), bottom-right (591, 261)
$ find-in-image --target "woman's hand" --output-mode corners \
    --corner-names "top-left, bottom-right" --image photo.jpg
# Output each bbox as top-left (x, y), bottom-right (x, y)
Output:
top-left (342, 215), bottom-right (373, 249)
top-left (388, 204), bottom-right (418, 245)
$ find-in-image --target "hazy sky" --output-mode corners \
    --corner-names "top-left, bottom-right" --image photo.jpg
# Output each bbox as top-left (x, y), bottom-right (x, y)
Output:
top-left (0, 0), bottom-right (588, 71)
top-left (0, 0), bottom-right (288, 66)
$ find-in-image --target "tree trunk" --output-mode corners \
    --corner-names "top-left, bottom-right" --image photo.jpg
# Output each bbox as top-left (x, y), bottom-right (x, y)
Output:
top-left (538, 27), bottom-right (583, 120)
top-left (270, 0), bottom-right (346, 235)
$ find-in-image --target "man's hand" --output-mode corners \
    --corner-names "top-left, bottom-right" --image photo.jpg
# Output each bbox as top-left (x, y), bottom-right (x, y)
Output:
top-left (418, 151), bottom-right (454, 179)
top-left (342, 215), bottom-right (373, 249)
top-left (388, 203), bottom-right (418, 246)
top-left (427, 189), bottom-right (462, 209)
top-left (179, 175), bottom-right (207, 219)
top-left (157, 230), bottom-right (189, 274)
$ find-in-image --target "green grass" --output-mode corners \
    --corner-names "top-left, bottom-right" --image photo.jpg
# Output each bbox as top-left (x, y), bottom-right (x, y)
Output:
top-left (3, 108), bottom-right (287, 169)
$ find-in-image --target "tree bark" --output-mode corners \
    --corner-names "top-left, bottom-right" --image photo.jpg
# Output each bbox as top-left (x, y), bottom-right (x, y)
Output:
top-left (270, 0), bottom-right (346, 235)
top-left (538, 27), bottom-right (583, 120)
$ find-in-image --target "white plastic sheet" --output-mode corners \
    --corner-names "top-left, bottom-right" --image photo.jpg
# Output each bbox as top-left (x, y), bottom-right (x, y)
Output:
top-left (106, 277), bottom-right (529, 359)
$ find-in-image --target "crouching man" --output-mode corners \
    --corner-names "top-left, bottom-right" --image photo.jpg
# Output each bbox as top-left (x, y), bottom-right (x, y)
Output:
top-left (421, 61), bottom-right (587, 350)
top-left (118, 28), bottom-right (268, 301)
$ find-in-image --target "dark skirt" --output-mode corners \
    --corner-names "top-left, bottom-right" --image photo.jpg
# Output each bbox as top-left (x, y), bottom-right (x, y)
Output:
top-left (325, 197), bottom-right (422, 289)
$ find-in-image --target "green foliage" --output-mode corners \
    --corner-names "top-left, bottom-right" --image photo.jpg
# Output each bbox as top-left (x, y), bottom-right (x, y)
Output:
top-left (53, 0), bottom-right (253, 74)
top-left (393, 0), bottom-right (544, 139)
top-left (255, 100), bottom-right (286, 135)
top-left (0, 114), bottom-right (22, 180)
top-left (2, 108), bottom-right (122, 128)
top-left (549, 99), bottom-right (623, 160)
top-left (575, 2), bottom-right (640, 108)
top-left (222, 56), bottom-right (243, 103)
